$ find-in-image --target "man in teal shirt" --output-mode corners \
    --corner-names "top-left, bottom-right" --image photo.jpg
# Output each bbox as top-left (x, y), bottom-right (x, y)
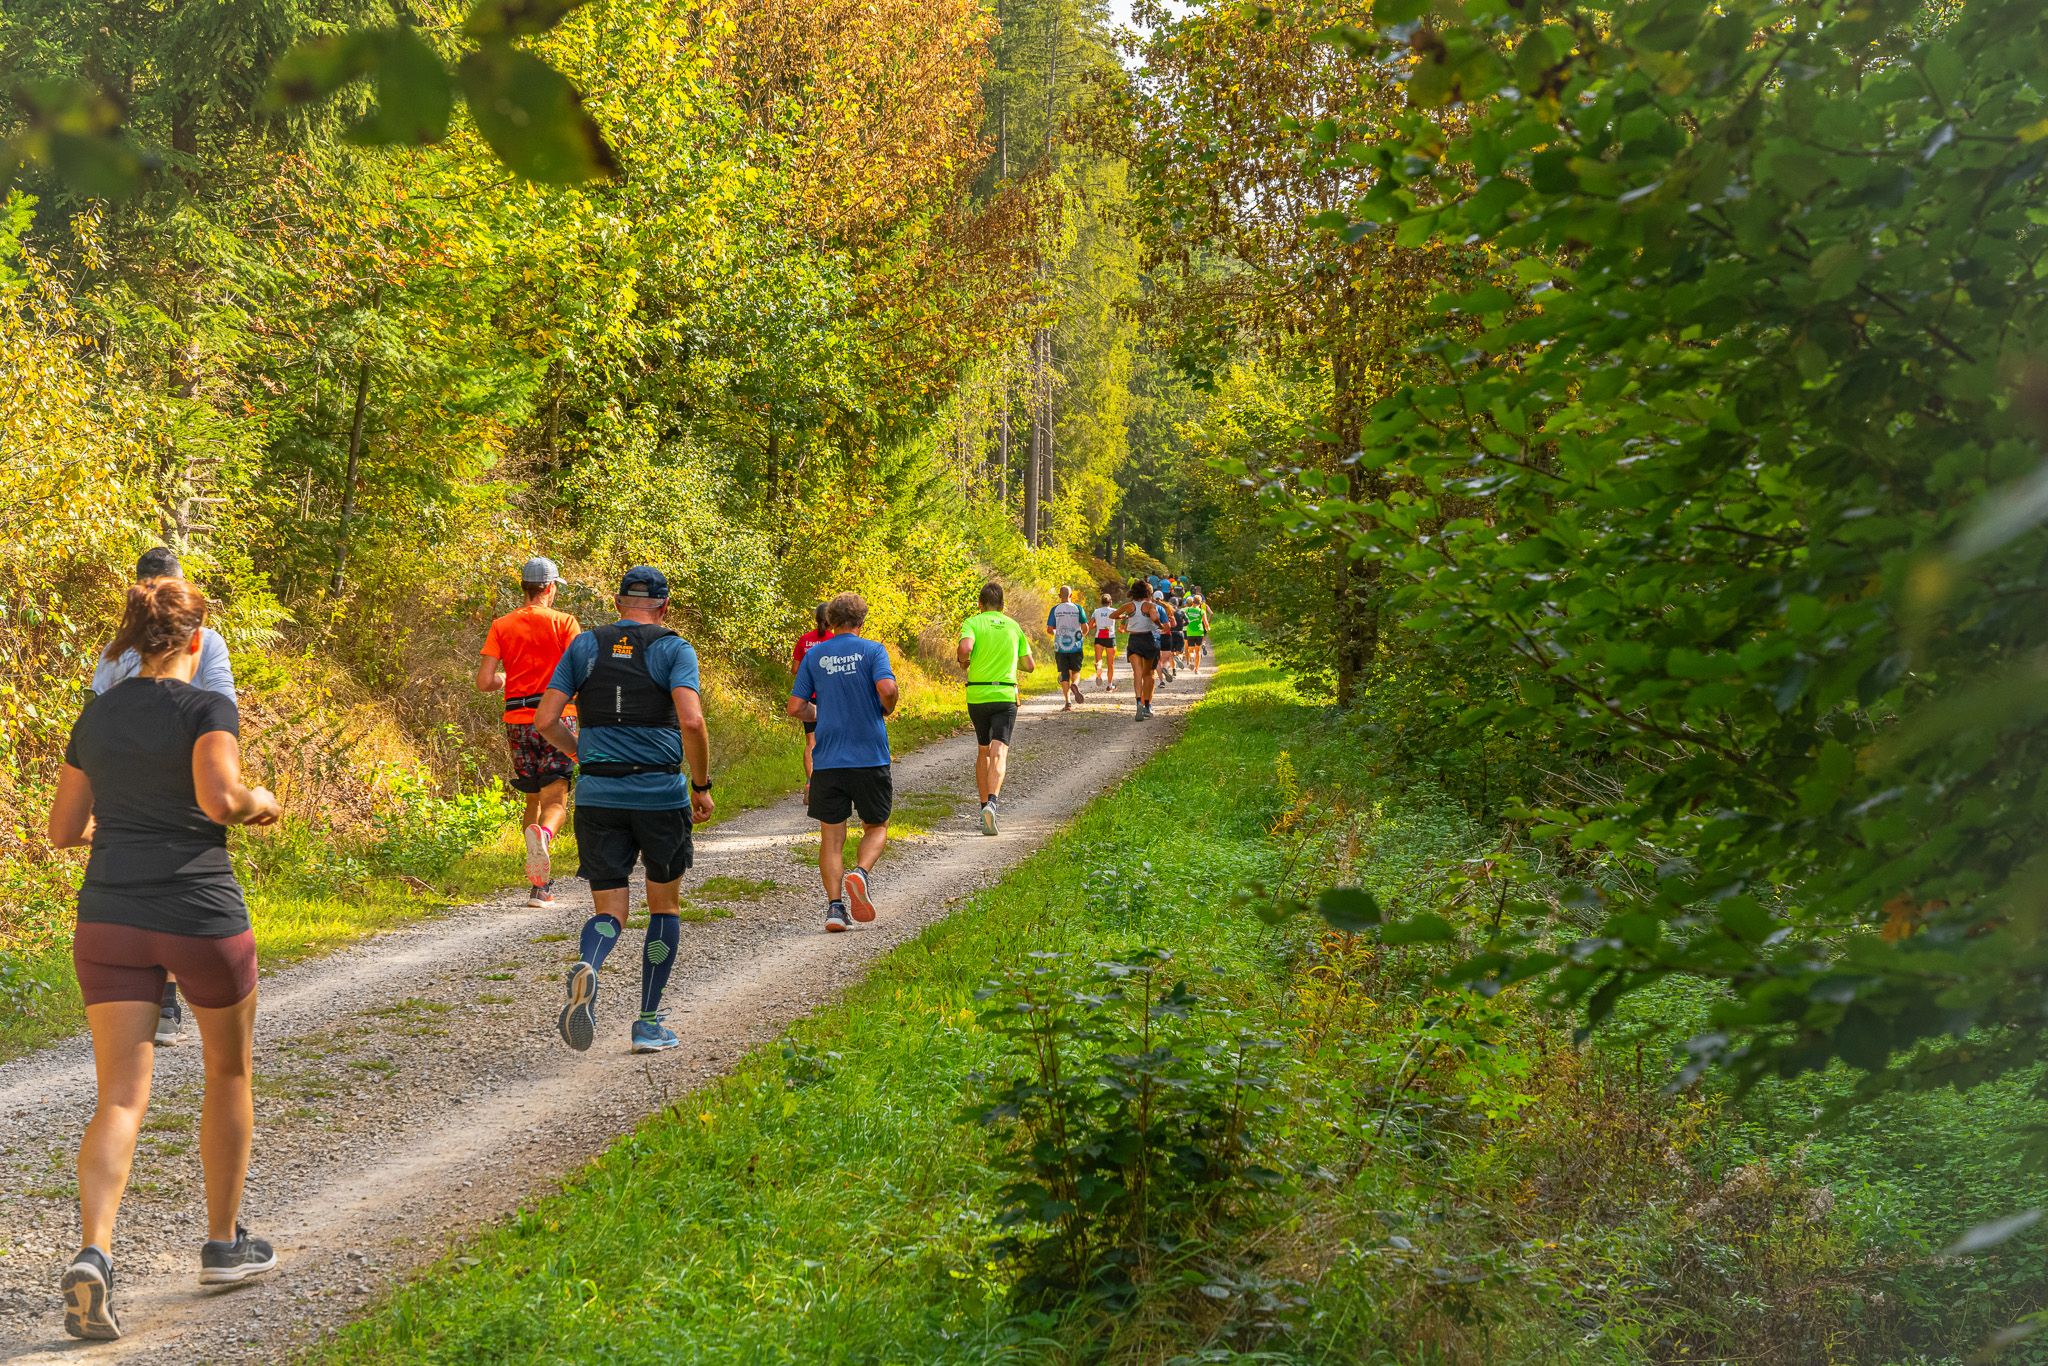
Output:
top-left (957, 581), bottom-right (1034, 836)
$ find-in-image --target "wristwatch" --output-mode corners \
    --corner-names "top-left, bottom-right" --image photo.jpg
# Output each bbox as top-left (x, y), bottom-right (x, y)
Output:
top-left (691, 778), bottom-right (714, 793)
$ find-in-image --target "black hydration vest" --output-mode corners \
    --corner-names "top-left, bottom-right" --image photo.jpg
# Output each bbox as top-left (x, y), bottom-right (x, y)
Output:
top-left (572, 622), bottom-right (682, 777)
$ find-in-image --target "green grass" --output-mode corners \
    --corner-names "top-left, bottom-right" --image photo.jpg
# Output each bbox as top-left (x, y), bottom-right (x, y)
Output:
top-left (0, 641), bottom-right (1036, 1063)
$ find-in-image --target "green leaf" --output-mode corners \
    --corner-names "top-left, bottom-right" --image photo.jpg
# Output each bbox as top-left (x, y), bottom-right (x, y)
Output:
top-left (266, 33), bottom-right (377, 108)
top-left (348, 28), bottom-right (454, 147)
top-left (463, 0), bottom-right (595, 39)
top-left (1316, 886), bottom-right (1383, 934)
top-left (1381, 912), bottom-right (1456, 945)
top-left (457, 45), bottom-right (619, 184)
top-left (1372, 0), bottom-right (1431, 24)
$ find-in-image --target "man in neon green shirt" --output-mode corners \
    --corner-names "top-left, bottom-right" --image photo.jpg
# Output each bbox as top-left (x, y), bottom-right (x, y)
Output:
top-left (956, 581), bottom-right (1035, 836)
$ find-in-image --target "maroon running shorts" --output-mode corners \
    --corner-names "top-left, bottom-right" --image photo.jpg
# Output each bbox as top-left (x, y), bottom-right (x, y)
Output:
top-left (73, 923), bottom-right (258, 1009)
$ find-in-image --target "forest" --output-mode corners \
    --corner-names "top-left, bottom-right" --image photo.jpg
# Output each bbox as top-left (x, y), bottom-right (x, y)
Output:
top-left (1, 0), bottom-right (2045, 1360)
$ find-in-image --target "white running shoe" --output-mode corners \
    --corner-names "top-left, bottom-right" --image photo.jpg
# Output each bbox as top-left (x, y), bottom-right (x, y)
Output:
top-left (523, 824), bottom-right (551, 887)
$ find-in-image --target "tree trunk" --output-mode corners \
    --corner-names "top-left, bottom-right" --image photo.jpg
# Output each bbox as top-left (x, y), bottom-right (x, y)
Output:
top-left (331, 357), bottom-right (371, 595)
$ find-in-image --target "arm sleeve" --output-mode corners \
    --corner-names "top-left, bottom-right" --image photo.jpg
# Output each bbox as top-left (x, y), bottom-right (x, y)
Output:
top-left (199, 630), bottom-right (238, 700)
top-left (1017, 626), bottom-right (1031, 660)
top-left (873, 643), bottom-right (896, 682)
top-left (481, 620), bottom-right (504, 659)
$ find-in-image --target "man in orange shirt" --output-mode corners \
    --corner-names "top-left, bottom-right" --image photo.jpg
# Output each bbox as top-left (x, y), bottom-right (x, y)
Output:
top-left (477, 557), bottom-right (581, 907)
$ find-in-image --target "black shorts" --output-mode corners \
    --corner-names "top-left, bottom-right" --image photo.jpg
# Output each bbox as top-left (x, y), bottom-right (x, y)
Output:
top-left (1162, 633), bottom-right (1184, 652)
top-left (1126, 635), bottom-right (1160, 661)
top-left (803, 720), bottom-right (818, 736)
top-left (809, 766), bottom-right (893, 826)
top-left (1094, 635), bottom-right (1114, 651)
top-left (968, 700), bottom-right (1019, 746)
top-left (1054, 649), bottom-right (1084, 679)
top-left (574, 805), bottom-right (693, 891)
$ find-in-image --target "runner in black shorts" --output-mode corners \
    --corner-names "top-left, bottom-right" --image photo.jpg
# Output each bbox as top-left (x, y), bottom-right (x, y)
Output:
top-left (789, 593), bottom-right (900, 931)
top-left (958, 582), bottom-right (1035, 835)
top-left (1044, 585), bottom-right (1088, 711)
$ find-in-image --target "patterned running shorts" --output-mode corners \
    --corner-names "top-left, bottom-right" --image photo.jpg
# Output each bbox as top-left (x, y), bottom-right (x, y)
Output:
top-left (505, 719), bottom-right (576, 793)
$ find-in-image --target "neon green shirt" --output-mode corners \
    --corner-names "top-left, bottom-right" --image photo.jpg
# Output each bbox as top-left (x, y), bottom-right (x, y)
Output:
top-left (1186, 603), bottom-right (1208, 635)
top-left (960, 610), bottom-right (1031, 704)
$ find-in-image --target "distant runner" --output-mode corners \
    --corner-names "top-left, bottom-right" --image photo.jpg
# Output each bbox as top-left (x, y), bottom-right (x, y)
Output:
top-left (1045, 584), bottom-right (1088, 711)
top-left (534, 566), bottom-right (714, 1055)
top-left (90, 546), bottom-right (237, 1051)
top-left (1091, 590), bottom-right (1120, 691)
top-left (1159, 595), bottom-right (1185, 686)
top-left (1184, 593), bottom-right (1209, 672)
top-left (790, 603), bottom-right (834, 802)
top-left (476, 556), bottom-right (580, 909)
top-left (958, 582), bottom-right (1034, 835)
top-left (1118, 579), bottom-right (1164, 720)
top-left (787, 593), bottom-right (899, 932)
top-left (50, 580), bottom-right (282, 1340)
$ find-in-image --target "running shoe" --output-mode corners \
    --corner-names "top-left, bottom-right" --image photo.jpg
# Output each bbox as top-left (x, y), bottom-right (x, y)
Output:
top-left (527, 881), bottom-right (556, 909)
top-left (199, 1227), bottom-right (277, 1285)
top-left (981, 801), bottom-right (999, 837)
top-left (825, 901), bottom-right (851, 933)
top-left (630, 1015), bottom-right (680, 1054)
top-left (155, 993), bottom-right (187, 1047)
top-left (843, 866), bottom-right (876, 923)
top-left (523, 824), bottom-right (551, 887)
top-left (557, 962), bottom-right (598, 1052)
top-left (61, 1246), bottom-right (119, 1340)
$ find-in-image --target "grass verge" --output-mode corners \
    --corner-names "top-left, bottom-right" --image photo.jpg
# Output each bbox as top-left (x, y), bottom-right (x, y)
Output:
top-left (321, 631), bottom-right (2042, 1364)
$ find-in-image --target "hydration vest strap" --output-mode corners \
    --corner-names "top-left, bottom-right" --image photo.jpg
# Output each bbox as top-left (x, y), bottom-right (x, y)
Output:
top-left (503, 692), bottom-right (547, 714)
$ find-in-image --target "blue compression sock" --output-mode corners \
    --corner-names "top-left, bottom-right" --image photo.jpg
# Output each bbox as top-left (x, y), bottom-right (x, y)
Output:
top-left (639, 914), bottom-right (680, 1019)
top-left (579, 913), bottom-right (623, 969)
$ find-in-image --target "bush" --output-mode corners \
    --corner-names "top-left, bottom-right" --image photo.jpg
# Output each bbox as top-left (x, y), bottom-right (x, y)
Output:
top-left (370, 768), bottom-right (518, 881)
top-left (961, 948), bottom-right (1289, 1299)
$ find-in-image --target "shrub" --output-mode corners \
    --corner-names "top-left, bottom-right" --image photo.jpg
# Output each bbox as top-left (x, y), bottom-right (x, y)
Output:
top-left (370, 768), bottom-right (518, 881)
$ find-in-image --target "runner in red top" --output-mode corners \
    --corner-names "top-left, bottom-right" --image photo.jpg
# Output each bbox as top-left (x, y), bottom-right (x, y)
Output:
top-left (477, 557), bottom-right (580, 907)
top-left (790, 603), bottom-right (834, 802)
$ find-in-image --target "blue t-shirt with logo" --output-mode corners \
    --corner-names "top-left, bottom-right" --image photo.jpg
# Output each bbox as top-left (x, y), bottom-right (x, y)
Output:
top-left (792, 635), bottom-right (895, 771)
top-left (546, 625), bottom-right (701, 810)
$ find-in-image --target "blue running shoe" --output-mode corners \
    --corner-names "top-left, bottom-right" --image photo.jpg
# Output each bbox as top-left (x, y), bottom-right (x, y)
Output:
top-left (558, 962), bottom-right (597, 1052)
top-left (630, 1014), bottom-right (680, 1054)
top-left (824, 901), bottom-right (851, 933)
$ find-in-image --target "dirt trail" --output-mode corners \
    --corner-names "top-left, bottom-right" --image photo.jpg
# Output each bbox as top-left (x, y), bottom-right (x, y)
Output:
top-left (0, 668), bottom-right (1210, 1362)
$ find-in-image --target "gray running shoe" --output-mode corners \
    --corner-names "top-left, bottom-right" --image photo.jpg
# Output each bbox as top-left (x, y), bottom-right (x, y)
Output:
top-left (155, 993), bottom-right (187, 1047)
top-left (558, 962), bottom-right (598, 1052)
top-left (981, 801), bottom-right (998, 836)
top-left (61, 1246), bottom-right (119, 1340)
top-left (825, 902), bottom-right (851, 933)
top-left (527, 880), bottom-right (556, 909)
top-left (199, 1226), bottom-right (277, 1285)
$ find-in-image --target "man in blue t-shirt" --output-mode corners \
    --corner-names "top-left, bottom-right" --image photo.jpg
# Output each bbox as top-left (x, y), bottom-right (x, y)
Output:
top-left (534, 565), bottom-right (715, 1056)
top-left (786, 591), bottom-right (899, 933)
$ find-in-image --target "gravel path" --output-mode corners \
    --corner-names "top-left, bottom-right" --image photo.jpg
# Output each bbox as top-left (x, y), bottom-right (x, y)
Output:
top-left (0, 668), bottom-right (1210, 1362)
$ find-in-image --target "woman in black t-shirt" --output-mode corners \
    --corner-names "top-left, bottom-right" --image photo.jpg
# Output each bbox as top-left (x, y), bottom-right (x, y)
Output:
top-left (45, 579), bottom-right (284, 1339)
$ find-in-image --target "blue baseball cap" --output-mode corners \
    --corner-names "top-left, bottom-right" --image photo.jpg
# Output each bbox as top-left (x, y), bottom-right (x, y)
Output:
top-left (618, 565), bottom-right (670, 600)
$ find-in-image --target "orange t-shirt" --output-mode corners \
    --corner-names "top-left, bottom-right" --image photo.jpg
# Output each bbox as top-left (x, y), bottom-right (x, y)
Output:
top-left (482, 605), bottom-right (580, 723)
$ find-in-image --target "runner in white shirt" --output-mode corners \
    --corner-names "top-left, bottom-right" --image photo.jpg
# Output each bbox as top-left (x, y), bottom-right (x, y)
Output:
top-left (1044, 586), bottom-right (1089, 712)
top-left (1090, 592), bottom-right (1120, 692)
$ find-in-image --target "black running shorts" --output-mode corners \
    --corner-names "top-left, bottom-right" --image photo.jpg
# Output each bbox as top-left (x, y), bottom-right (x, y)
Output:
top-left (1054, 649), bottom-right (1084, 679)
top-left (574, 805), bottom-right (693, 891)
top-left (968, 700), bottom-right (1019, 747)
top-left (809, 766), bottom-right (893, 826)
top-left (1126, 634), bottom-right (1160, 662)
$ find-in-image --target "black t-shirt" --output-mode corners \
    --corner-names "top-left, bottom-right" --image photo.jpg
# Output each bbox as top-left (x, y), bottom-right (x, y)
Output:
top-left (63, 677), bottom-right (250, 937)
